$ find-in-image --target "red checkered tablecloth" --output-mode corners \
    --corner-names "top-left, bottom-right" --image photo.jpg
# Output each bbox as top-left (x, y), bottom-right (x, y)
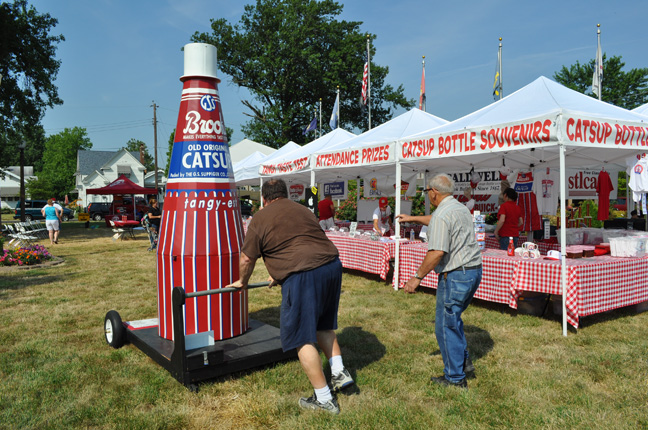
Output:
top-left (395, 244), bottom-right (516, 305)
top-left (395, 243), bottom-right (648, 328)
top-left (485, 235), bottom-right (560, 254)
top-left (326, 232), bottom-right (408, 280)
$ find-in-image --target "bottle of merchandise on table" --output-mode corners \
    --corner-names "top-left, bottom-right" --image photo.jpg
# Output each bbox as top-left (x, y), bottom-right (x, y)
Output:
top-left (410, 229), bottom-right (415, 241)
top-left (473, 211), bottom-right (486, 251)
top-left (507, 237), bottom-right (515, 256)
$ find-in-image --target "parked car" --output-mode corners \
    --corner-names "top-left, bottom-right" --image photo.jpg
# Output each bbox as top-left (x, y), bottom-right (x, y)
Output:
top-left (613, 197), bottom-right (627, 211)
top-left (240, 199), bottom-right (253, 217)
top-left (14, 200), bottom-right (73, 222)
top-left (87, 202), bottom-right (112, 221)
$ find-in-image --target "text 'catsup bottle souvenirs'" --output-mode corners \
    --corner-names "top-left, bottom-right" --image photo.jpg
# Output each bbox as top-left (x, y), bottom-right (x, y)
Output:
top-left (156, 43), bottom-right (247, 341)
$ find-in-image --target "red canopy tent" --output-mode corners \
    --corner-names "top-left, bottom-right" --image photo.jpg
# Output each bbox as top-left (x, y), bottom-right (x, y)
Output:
top-left (87, 175), bottom-right (158, 225)
top-left (87, 175), bottom-right (158, 195)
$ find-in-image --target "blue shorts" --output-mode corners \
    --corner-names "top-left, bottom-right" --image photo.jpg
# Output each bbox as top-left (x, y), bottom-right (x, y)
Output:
top-left (280, 257), bottom-right (342, 352)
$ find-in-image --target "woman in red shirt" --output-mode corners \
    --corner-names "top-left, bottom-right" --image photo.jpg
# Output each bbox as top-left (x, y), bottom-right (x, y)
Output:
top-left (494, 188), bottom-right (523, 250)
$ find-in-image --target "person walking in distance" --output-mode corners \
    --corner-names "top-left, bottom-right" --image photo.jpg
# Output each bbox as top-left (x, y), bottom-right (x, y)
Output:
top-left (228, 179), bottom-right (354, 414)
top-left (318, 194), bottom-right (336, 231)
top-left (396, 174), bottom-right (482, 389)
top-left (41, 199), bottom-right (62, 245)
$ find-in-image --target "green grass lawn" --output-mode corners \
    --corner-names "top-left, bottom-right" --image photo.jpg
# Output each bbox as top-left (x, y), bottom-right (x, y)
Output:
top-left (1, 221), bottom-right (647, 429)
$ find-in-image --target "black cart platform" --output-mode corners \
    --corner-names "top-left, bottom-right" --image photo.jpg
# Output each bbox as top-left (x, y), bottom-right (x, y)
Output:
top-left (104, 284), bottom-right (296, 391)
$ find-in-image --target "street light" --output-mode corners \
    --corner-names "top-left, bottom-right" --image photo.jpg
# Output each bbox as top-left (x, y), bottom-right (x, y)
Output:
top-left (18, 141), bottom-right (26, 222)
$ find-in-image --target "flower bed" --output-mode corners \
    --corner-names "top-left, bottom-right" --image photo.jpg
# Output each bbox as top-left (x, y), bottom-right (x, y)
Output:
top-left (0, 245), bottom-right (53, 267)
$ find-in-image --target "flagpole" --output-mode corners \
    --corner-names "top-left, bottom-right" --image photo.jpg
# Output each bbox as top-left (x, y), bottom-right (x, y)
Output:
top-left (421, 55), bottom-right (426, 111)
top-left (498, 38), bottom-right (503, 100)
top-left (367, 34), bottom-right (371, 130)
top-left (596, 24), bottom-right (602, 101)
top-left (319, 98), bottom-right (322, 138)
top-left (336, 86), bottom-right (340, 128)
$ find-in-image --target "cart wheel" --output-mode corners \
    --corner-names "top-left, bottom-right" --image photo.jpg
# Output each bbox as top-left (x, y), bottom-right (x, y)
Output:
top-left (188, 383), bottom-right (199, 393)
top-left (104, 310), bottom-right (125, 348)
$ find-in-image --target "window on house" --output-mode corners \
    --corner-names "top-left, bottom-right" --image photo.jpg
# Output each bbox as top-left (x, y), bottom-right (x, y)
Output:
top-left (117, 165), bottom-right (131, 178)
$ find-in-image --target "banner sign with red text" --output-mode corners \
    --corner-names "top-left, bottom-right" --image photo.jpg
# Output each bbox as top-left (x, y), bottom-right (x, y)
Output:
top-left (259, 155), bottom-right (310, 176)
top-left (315, 142), bottom-right (395, 169)
top-left (561, 115), bottom-right (648, 148)
top-left (400, 116), bottom-right (557, 161)
top-left (400, 115), bottom-right (648, 162)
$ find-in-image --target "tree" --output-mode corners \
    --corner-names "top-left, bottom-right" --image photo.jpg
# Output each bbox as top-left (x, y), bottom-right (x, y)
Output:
top-left (0, 0), bottom-right (64, 169)
top-left (165, 129), bottom-right (175, 176)
top-left (553, 55), bottom-right (648, 109)
top-left (122, 139), bottom-right (155, 172)
top-left (191, 0), bottom-right (413, 148)
top-left (26, 127), bottom-right (92, 199)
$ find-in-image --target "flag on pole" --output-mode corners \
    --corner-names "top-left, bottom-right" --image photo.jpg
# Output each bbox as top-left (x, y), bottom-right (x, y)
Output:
top-left (361, 61), bottom-right (369, 105)
top-left (418, 59), bottom-right (426, 110)
top-left (493, 50), bottom-right (501, 100)
top-left (329, 91), bottom-right (339, 129)
top-left (302, 116), bottom-right (317, 135)
top-left (592, 29), bottom-right (603, 99)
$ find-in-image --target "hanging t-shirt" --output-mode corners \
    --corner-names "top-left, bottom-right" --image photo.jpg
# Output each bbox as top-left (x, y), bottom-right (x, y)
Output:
top-left (629, 158), bottom-right (648, 201)
top-left (595, 170), bottom-right (614, 220)
top-left (532, 168), bottom-right (560, 215)
top-left (513, 171), bottom-right (541, 231)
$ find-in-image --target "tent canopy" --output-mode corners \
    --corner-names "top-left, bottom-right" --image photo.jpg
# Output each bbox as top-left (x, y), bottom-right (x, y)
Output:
top-left (632, 102), bottom-right (648, 117)
top-left (229, 138), bottom-right (276, 164)
top-left (235, 141), bottom-right (301, 186)
top-left (260, 128), bottom-right (356, 183)
top-left (87, 175), bottom-right (158, 195)
top-left (399, 76), bottom-right (648, 173)
top-left (311, 108), bottom-right (449, 182)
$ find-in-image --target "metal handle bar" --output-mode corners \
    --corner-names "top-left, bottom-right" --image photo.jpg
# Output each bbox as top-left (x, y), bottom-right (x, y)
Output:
top-left (184, 281), bottom-right (270, 299)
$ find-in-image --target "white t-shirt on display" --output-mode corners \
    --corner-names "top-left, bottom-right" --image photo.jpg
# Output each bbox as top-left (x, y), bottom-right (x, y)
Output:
top-left (532, 168), bottom-right (560, 215)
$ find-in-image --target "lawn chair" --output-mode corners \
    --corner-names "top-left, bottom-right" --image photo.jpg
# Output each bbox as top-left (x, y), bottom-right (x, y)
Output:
top-left (6, 224), bottom-right (37, 248)
top-left (109, 220), bottom-right (125, 241)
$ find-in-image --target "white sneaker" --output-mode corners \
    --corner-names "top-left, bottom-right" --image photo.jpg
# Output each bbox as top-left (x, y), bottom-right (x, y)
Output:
top-left (331, 368), bottom-right (354, 392)
top-left (298, 392), bottom-right (340, 414)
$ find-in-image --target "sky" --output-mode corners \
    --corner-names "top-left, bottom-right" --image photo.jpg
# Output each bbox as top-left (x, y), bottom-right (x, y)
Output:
top-left (28, 0), bottom-right (648, 169)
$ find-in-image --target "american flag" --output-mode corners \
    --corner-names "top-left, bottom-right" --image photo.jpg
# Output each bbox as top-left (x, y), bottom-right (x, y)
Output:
top-left (361, 61), bottom-right (368, 105)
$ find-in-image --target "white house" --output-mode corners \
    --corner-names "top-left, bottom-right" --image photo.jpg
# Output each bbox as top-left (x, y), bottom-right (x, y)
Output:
top-left (76, 149), bottom-right (166, 204)
top-left (0, 166), bottom-right (36, 209)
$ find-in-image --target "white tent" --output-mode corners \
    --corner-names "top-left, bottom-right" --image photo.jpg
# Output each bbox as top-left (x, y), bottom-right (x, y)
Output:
top-left (233, 151), bottom-right (267, 183)
top-left (396, 76), bottom-right (648, 335)
top-left (312, 108), bottom-right (449, 182)
top-left (229, 138), bottom-right (276, 164)
top-left (259, 128), bottom-right (355, 186)
top-left (632, 102), bottom-right (648, 117)
top-left (235, 141), bottom-right (301, 186)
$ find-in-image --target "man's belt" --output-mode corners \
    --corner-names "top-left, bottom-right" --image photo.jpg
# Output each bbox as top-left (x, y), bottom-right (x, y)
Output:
top-left (441, 264), bottom-right (482, 280)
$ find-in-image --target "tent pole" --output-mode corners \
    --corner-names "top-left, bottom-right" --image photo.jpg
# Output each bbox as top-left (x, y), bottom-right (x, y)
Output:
top-left (259, 177), bottom-right (264, 208)
top-left (559, 144), bottom-right (568, 336)
top-left (394, 162), bottom-right (402, 291)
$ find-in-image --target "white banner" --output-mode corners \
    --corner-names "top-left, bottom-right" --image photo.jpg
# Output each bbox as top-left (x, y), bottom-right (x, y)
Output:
top-left (315, 142), bottom-right (395, 170)
top-left (259, 156), bottom-right (309, 175)
top-left (400, 116), bottom-right (558, 161)
top-left (562, 115), bottom-right (648, 149)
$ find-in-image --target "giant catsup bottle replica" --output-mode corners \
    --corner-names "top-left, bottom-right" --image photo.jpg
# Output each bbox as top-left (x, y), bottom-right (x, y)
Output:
top-left (157, 43), bottom-right (246, 341)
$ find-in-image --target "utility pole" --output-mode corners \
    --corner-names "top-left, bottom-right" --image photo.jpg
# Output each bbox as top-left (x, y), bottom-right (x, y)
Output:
top-left (152, 101), bottom-right (159, 196)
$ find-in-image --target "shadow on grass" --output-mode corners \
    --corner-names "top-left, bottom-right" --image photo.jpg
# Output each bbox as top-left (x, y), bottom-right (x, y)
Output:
top-left (249, 306), bottom-right (281, 328)
top-left (0, 274), bottom-right (65, 299)
top-left (427, 323), bottom-right (495, 368)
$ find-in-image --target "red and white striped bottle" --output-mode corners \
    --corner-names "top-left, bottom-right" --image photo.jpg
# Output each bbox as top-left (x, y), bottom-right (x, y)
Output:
top-left (157, 43), bottom-right (247, 341)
